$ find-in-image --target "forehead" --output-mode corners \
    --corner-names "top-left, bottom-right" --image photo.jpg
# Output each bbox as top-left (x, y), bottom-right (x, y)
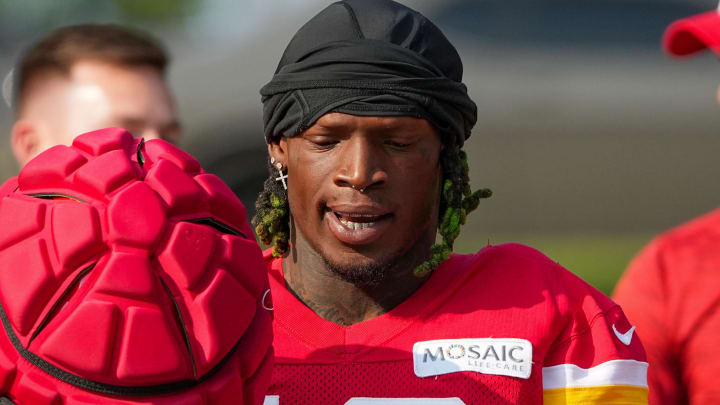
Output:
top-left (64, 60), bottom-right (176, 128)
top-left (69, 60), bottom-right (169, 102)
top-left (308, 112), bottom-right (439, 136)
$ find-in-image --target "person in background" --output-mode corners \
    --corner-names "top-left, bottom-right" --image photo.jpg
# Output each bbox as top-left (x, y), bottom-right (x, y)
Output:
top-left (8, 24), bottom-right (181, 166)
top-left (613, 4), bottom-right (720, 405)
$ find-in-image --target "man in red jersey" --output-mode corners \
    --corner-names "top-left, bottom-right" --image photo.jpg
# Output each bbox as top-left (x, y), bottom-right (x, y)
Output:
top-left (254, 0), bottom-right (648, 403)
top-left (613, 4), bottom-right (720, 405)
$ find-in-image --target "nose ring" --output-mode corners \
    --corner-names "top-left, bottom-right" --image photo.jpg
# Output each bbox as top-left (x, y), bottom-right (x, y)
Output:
top-left (351, 185), bottom-right (365, 193)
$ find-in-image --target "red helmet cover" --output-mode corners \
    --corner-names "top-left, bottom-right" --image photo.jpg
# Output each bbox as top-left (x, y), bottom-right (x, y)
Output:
top-left (0, 128), bottom-right (273, 404)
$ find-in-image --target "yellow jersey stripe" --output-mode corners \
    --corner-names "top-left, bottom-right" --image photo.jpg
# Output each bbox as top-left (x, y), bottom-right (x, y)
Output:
top-left (543, 384), bottom-right (648, 405)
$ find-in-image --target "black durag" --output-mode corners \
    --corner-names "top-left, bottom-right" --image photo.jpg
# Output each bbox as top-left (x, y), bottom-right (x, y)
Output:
top-left (260, 0), bottom-right (477, 147)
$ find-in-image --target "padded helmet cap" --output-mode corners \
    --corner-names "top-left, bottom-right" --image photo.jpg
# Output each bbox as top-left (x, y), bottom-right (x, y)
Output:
top-left (0, 128), bottom-right (273, 404)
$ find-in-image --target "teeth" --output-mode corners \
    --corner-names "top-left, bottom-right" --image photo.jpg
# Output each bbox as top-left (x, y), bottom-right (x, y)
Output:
top-left (338, 217), bottom-right (376, 230)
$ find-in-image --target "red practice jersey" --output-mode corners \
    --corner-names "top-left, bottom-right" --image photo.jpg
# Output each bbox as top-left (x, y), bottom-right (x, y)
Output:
top-left (614, 207), bottom-right (720, 405)
top-left (264, 243), bottom-right (648, 405)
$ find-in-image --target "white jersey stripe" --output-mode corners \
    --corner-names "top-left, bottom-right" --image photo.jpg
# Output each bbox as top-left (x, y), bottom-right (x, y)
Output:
top-left (542, 359), bottom-right (648, 389)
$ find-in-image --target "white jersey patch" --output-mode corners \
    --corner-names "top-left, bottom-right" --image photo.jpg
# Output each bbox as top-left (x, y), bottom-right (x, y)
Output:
top-left (263, 395), bottom-right (279, 405)
top-left (413, 338), bottom-right (533, 379)
top-left (345, 399), bottom-right (466, 404)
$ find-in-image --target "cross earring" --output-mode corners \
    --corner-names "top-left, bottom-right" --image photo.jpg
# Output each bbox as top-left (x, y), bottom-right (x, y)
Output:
top-left (275, 162), bottom-right (288, 190)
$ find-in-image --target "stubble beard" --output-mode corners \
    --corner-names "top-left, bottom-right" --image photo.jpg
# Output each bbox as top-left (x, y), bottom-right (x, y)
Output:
top-left (291, 205), bottom-right (438, 288)
top-left (320, 251), bottom-right (402, 287)
top-left (314, 228), bottom-right (436, 287)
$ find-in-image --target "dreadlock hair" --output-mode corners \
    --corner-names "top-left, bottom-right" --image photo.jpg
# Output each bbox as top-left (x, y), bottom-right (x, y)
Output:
top-left (413, 145), bottom-right (492, 277)
top-left (252, 144), bottom-right (491, 276)
top-left (252, 165), bottom-right (290, 258)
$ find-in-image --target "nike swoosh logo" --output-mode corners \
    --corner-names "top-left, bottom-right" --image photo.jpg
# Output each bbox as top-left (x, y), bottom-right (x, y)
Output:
top-left (612, 324), bottom-right (636, 346)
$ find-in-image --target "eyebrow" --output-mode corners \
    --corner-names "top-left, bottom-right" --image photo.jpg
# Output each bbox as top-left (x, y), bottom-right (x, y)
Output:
top-left (118, 118), bottom-right (181, 132)
top-left (117, 117), bottom-right (147, 129)
top-left (308, 121), bottom-right (408, 134)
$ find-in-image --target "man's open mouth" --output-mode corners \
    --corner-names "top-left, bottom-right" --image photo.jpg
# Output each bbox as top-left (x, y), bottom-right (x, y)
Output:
top-left (331, 211), bottom-right (386, 230)
top-left (324, 206), bottom-right (393, 245)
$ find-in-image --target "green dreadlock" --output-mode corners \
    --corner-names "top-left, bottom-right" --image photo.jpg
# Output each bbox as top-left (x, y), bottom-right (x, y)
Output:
top-left (252, 145), bottom-right (491, 276)
top-left (252, 169), bottom-right (290, 258)
top-left (412, 146), bottom-right (492, 277)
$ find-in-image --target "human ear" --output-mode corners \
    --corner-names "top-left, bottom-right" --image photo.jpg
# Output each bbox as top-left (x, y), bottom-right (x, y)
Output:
top-left (10, 120), bottom-right (40, 167)
top-left (268, 138), bottom-right (289, 167)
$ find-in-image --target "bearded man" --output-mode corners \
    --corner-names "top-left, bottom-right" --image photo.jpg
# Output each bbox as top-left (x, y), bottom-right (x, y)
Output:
top-left (253, 1), bottom-right (649, 404)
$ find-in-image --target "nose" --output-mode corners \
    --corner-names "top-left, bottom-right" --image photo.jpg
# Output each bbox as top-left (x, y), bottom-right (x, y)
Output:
top-left (333, 138), bottom-right (387, 192)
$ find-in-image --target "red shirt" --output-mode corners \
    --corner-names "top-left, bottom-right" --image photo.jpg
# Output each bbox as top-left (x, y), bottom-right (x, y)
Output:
top-left (614, 207), bottom-right (720, 405)
top-left (265, 243), bottom-right (648, 405)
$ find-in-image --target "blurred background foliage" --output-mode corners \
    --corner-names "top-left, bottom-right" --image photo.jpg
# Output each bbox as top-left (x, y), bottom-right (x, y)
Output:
top-left (2, 0), bottom-right (720, 295)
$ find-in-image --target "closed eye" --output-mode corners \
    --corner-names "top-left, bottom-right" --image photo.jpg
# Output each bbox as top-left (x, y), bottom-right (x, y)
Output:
top-left (308, 140), bottom-right (338, 150)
